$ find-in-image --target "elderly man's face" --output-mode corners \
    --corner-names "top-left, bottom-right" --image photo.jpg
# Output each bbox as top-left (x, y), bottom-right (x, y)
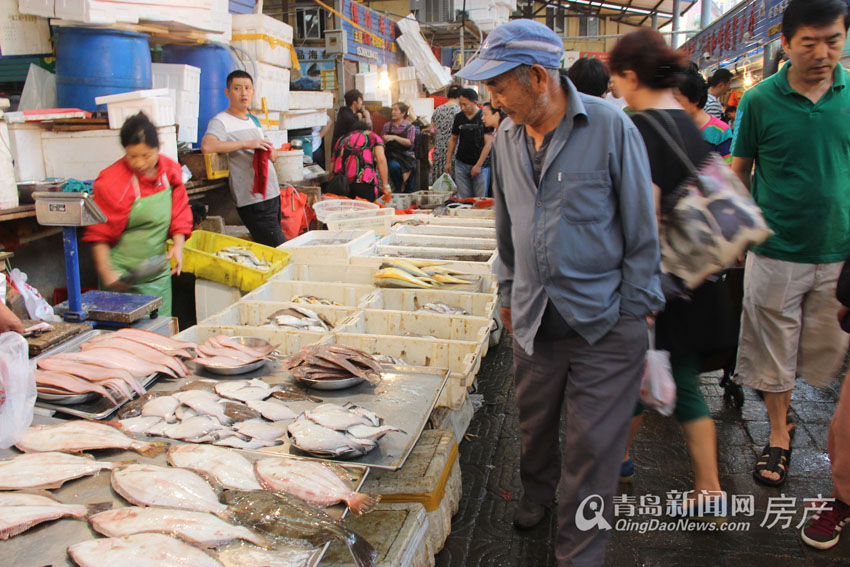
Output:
top-left (485, 67), bottom-right (542, 126)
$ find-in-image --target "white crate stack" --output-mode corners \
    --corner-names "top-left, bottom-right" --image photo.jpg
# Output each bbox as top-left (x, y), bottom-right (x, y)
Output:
top-left (95, 88), bottom-right (175, 130)
top-left (456, 0), bottom-right (515, 32)
top-left (152, 64), bottom-right (201, 144)
top-left (397, 67), bottom-right (419, 103)
top-left (230, 13), bottom-right (294, 136)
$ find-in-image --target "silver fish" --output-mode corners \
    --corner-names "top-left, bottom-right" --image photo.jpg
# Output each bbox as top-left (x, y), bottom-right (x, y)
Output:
top-left (304, 403), bottom-right (378, 431)
top-left (287, 417), bottom-right (374, 458)
top-left (167, 445), bottom-right (261, 491)
top-left (141, 395), bottom-right (181, 423)
top-left (346, 423), bottom-right (403, 442)
top-left (417, 301), bottom-right (469, 315)
top-left (245, 399), bottom-right (297, 421)
top-left (215, 380), bottom-right (278, 403)
top-left (119, 416), bottom-right (164, 435)
top-left (0, 491), bottom-right (108, 540)
top-left (161, 416), bottom-right (227, 441)
top-left (173, 390), bottom-right (232, 426)
top-left (16, 421), bottom-right (166, 457)
top-left (233, 419), bottom-right (288, 442)
top-left (89, 506), bottom-right (267, 548)
top-left (67, 533), bottom-right (224, 567)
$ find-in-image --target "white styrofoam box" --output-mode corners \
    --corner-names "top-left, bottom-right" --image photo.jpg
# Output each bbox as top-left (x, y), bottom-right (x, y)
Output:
top-left (174, 322), bottom-right (315, 357)
top-left (231, 13), bottom-right (293, 68)
top-left (168, 89), bottom-right (200, 120)
top-left (142, 4), bottom-right (231, 33)
top-left (272, 262), bottom-right (382, 286)
top-left (394, 223), bottom-right (496, 240)
top-left (379, 232), bottom-right (497, 251)
top-left (103, 95), bottom-right (175, 129)
top-left (363, 90), bottom-right (391, 108)
top-left (278, 110), bottom-right (328, 130)
top-left (266, 129), bottom-right (288, 149)
top-left (242, 280), bottom-right (374, 307)
top-left (41, 125), bottom-right (178, 181)
top-left (324, 208), bottom-right (397, 236)
top-left (354, 72), bottom-right (377, 94)
top-left (7, 122), bottom-right (46, 181)
top-left (54, 0), bottom-right (141, 24)
top-left (336, 309), bottom-right (491, 352)
top-left (177, 118), bottom-right (198, 143)
top-left (420, 215), bottom-right (495, 228)
top-left (396, 26), bottom-right (451, 92)
top-left (94, 88), bottom-right (170, 105)
top-left (288, 90), bottom-right (333, 110)
top-left (152, 63), bottom-right (201, 94)
top-left (447, 207), bottom-right (495, 219)
top-left (410, 98), bottom-right (435, 122)
top-left (397, 67), bottom-right (417, 81)
top-left (351, 246), bottom-right (497, 276)
top-left (252, 62), bottom-right (290, 111)
top-left (200, 300), bottom-right (355, 329)
top-left (279, 229), bottom-right (376, 264)
top-left (360, 288), bottom-right (497, 324)
top-left (194, 278), bottom-right (243, 321)
top-left (18, 0), bottom-right (55, 18)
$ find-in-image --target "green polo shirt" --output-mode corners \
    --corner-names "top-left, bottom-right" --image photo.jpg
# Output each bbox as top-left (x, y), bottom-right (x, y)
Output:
top-left (732, 63), bottom-right (850, 263)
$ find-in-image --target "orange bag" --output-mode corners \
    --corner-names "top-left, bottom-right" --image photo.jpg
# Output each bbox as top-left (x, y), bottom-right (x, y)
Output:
top-left (280, 186), bottom-right (308, 241)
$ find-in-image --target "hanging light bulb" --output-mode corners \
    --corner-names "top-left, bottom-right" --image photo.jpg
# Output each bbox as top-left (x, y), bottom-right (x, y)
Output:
top-left (743, 70), bottom-right (754, 88)
top-left (379, 65), bottom-right (390, 91)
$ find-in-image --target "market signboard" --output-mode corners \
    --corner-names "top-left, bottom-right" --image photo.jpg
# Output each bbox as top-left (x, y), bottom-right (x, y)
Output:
top-left (682, 0), bottom-right (789, 70)
top-left (340, 0), bottom-right (403, 65)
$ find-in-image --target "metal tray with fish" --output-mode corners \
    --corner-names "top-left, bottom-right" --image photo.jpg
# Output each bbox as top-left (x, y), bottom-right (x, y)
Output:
top-left (0, 416), bottom-right (370, 567)
top-left (192, 336), bottom-right (275, 377)
top-left (292, 374), bottom-right (365, 391)
top-left (32, 330), bottom-right (164, 420)
top-left (258, 364), bottom-right (448, 470)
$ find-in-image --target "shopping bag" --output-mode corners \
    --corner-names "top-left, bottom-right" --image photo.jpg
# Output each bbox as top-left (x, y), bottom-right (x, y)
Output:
top-left (7, 269), bottom-right (59, 322)
top-left (639, 329), bottom-right (676, 416)
top-left (0, 332), bottom-right (37, 449)
top-left (279, 186), bottom-right (308, 241)
top-left (431, 173), bottom-right (457, 194)
top-left (635, 111), bottom-right (773, 289)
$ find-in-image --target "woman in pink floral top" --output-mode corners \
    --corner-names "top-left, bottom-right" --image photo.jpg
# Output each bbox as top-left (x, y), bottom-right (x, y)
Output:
top-left (331, 120), bottom-right (391, 202)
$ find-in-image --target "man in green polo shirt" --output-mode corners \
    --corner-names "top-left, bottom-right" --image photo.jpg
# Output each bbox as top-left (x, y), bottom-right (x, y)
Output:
top-left (731, 0), bottom-right (850, 493)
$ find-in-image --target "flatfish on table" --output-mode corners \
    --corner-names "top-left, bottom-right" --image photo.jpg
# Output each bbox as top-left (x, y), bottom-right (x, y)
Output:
top-left (221, 490), bottom-right (377, 567)
top-left (15, 421), bottom-right (166, 457)
top-left (0, 452), bottom-right (119, 490)
top-left (111, 464), bottom-right (228, 518)
top-left (167, 445), bottom-right (261, 491)
top-left (216, 542), bottom-right (316, 567)
top-left (0, 491), bottom-right (109, 540)
top-left (67, 533), bottom-right (223, 567)
top-left (88, 506), bottom-right (267, 548)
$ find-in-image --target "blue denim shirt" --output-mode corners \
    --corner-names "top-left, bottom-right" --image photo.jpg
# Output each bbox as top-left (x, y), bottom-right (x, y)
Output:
top-left (492, 77), bottom-right (664, 354)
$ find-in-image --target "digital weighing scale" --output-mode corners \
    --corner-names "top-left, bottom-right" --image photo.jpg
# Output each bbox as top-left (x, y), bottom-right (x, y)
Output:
top-left (32, 191), bottom-right (162, 325)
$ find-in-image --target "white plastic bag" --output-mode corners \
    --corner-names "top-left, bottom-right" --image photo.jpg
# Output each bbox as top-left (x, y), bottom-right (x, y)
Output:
top-left (431, 173), bottom-right (457, 194)
top-left (639, 339), bottom-right (676, 417)
top-left (8, 268), bottom-right (59, 322)
top-left (0, 332), bottom-right (37, 449)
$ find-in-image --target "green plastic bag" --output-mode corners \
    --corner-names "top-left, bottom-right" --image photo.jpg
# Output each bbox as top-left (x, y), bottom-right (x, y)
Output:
top-left (431, 173), bottom-right (457, 194)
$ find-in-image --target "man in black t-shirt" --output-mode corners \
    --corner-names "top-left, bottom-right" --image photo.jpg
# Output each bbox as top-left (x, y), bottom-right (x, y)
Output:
top-left (444, 88), bottom-right (493, 198)
top-left (331, 89), bottom-right (372, 151)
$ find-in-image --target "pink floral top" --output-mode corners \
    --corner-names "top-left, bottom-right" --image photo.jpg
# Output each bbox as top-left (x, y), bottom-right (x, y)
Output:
top-left (331, 130), bottom-right (384, 191)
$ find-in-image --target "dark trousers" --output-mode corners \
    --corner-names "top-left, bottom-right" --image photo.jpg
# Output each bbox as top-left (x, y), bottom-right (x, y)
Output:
top-left (350, 182), bottom-right (378, 202)
top-left (513, 314), bottom-right (647, 567)
top-left (387, 159), bottom-right (416, 193)
top-left (236, 195), bottom-right (286, 247)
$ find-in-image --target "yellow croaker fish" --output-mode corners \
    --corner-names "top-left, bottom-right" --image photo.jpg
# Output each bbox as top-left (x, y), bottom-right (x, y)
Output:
top-left (406, 259), bottom-right (450, 268)
top-left (380, 259), bottom-right (432, 279)
top-left (373, 268), bottom-right (432, 288)
top-left (431, 273), bottom-right (471, 285)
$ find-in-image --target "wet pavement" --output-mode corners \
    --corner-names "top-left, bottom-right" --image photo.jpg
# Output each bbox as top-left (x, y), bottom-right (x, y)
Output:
top-left (435, 334), bottom-right (850, 566)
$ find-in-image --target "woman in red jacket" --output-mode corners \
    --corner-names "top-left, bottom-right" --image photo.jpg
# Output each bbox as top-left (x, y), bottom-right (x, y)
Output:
top-left (82, 112), bottom-right (192, 317)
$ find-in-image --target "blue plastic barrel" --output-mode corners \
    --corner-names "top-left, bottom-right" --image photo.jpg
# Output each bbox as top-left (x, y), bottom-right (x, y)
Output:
top-left (162, 44), bottom-right (235, 148)
top-left (56, 28), bottom-right (152, 112)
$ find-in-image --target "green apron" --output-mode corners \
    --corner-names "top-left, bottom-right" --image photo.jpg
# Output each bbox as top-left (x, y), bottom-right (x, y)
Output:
top-left (109, 172), bottom-right (173, 317)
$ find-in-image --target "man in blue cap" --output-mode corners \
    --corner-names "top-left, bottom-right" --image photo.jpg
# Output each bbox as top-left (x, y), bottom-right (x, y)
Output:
top-left (458, 20), bottom-right (664, 565)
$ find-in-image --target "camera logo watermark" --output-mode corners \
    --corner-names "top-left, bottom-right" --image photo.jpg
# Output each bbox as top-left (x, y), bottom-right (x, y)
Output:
top-left (575, 491), bottom-right (834, 533)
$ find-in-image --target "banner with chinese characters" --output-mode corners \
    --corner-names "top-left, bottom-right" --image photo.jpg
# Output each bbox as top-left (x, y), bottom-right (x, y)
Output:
top-left (294, 47), bottom-right (337, 90)
top-left (339, 0), bottom-right (403, 65)
top-left (681, 0), bottom-right (789, 70)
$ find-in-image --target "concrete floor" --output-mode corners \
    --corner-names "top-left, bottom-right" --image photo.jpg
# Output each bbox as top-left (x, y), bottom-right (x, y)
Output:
top-left (436, 335), bottom-right (850, 566)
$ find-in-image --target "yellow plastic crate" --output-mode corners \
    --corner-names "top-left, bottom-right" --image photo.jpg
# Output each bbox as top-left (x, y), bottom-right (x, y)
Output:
top-left (170, 230), bottom-right (290, 292)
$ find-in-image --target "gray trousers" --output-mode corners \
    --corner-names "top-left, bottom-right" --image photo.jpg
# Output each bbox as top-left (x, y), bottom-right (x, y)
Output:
top-left (513, 314), bottom-right (647, 567)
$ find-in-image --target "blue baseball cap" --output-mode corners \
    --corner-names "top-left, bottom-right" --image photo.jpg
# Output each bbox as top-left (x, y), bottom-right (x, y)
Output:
top-left (456, 19), bottom-right (564, 81)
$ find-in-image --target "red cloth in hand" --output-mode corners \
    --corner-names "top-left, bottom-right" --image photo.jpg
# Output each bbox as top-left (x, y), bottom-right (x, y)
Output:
top-left (252, 148), bottom-right (270, 198)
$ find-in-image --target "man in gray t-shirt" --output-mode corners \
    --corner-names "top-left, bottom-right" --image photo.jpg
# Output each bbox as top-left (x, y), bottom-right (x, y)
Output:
top-left (201, 70), bottom-right (285, 247)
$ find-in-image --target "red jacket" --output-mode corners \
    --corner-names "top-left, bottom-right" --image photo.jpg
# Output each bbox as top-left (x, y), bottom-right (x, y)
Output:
top-left (83, 155), bottom-right (193, 246)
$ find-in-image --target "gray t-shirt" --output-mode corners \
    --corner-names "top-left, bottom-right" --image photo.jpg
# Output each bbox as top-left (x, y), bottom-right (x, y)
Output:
top-left (205, 111), bottom-right (280, 208)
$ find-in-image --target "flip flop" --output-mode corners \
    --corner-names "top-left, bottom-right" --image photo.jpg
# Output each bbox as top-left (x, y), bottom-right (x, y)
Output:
top-left (753, 444), bottom-right (791, 487)
top-left (620, 458), bottom-right (634, 483)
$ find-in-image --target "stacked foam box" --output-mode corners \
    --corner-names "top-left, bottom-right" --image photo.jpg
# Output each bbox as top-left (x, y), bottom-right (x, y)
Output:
top-left (152, 63), bottom-right (201, 144)
top-left (23, 0), bottom-right (232, 37)
top-left (396, 66), bottom-right (420, 102)
top-left (231, 14), bottom-right (294, 69)
top-left (458, 0), bottom-right (514, 32)
top-left (354, 73), bottom-right (378, 94)
top-left (288, 91), bottom-right (333, 110)
top-left (251, 62), bottom-right (290, 112)
top-left (396, 17), bottom-right (451, 92)
top-left (95, 89), bottom-right (176, 130)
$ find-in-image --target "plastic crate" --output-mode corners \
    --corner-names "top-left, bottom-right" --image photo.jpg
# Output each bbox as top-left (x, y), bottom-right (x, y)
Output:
top-left (272, 262), bottom-right (381, 285)
top-left (242, 280), bottom-right (374, 307)
top-left (394, 223), bottom-right (496, 239)
top-left (359, 288), bottom-right (498, 322)
top-left (379, 232), bottom-right (497, 251)
top-left (174, 230), bottom-right (290, 292)
top-left (324, 208), bottom-right (396, 235)
top-left (279, 229), bottom-right (376, 263)
top-left (312, 199), bottom-right (379, 222)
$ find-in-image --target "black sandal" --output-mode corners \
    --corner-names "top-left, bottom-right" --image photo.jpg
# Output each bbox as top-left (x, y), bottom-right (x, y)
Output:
top-left (753, 445), bottom-right (791, 487)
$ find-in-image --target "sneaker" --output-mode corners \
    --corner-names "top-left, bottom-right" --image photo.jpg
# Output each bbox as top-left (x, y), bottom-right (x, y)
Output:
top-left (620, 458), bottom-right (634, 483)
top-left (801, 499), bottom-right (850, 550)
top-left (513, 497), bottom-right (548, 530)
